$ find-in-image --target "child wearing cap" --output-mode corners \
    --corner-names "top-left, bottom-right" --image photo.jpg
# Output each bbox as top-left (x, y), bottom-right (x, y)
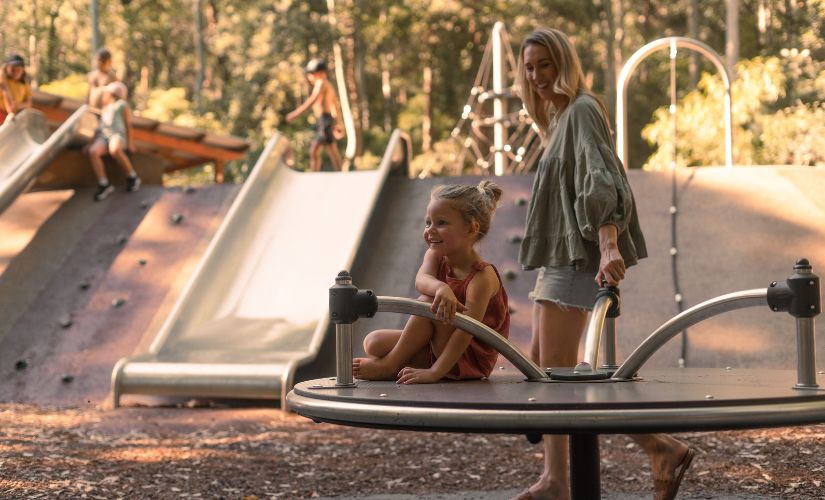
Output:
top-left (285, 58), bottom-right (344, 171)
top-left (87, 81), bottom-right (140, 201)
top-left (0, 54), bottom-right (32, 125)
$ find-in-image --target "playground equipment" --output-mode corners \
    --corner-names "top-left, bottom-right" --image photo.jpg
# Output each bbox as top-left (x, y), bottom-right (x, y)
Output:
top-left (0, 106), bottom-right (91, 214)
top-left (288, 259), bottom-right (821, 499)
top-left (447, 22), bottom-right (541, 176)
top-left (616, 36), bottom-right (733, 169)
top-left (110, 130), bottom-right (410, 409)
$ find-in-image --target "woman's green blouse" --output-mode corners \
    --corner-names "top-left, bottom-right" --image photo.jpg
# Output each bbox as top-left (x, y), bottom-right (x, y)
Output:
top-left (518, 94), bottom-right (647, 272)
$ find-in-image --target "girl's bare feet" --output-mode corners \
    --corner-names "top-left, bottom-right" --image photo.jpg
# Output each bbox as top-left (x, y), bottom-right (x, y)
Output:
top-left (352, 357), bottom-right (398, 381)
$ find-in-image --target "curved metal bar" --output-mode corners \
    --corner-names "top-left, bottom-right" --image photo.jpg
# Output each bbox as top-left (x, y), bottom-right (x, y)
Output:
top-left (576, 296), bottom-right (613, 372)
top-left (616, 36), bottom-right (733, 169)
top-left (613, 289), bottom-right (767, 379)
top-left (376, 296), bottom-right (548, 381)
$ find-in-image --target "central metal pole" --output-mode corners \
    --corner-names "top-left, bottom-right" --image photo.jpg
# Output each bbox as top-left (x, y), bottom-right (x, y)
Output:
top-left (795, 317), bottom-right (819, 389)
top-left (570, 434), bottom-right (600, 500)
top-left (601, 317), bottom-right (618, 369)
top-left (335, 323), bottom-right (355, 387)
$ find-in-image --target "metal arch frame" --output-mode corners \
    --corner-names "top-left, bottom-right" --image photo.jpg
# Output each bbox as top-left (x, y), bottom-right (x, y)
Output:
top-left (616, 36), bottom-right (733, 169)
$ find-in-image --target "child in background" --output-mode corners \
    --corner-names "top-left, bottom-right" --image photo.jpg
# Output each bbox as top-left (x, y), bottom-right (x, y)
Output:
top-left (0, 54), bottom-right (32, 125)
top-left (353, 181), bottom-right (509, 384)
top-left (87, 81), bottom-right (140, 201)
top-left (87, 48), bottom-right (117, 110)
top-left (285, 58), bottom-right (344, 172)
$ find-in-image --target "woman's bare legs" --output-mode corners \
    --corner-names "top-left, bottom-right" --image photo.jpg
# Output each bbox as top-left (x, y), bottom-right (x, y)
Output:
top-left (520, 301), bottom-right (588, 500)
top-left (88, 139), bottom-right (108, 182)
top-left (108, 135), bottom-right (136, 176)
top-left (521, 301), bottom-right (693, 500)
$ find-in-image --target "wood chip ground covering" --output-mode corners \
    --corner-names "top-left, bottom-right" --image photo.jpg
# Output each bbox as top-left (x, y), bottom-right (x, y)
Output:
top-left (1, 403), bottom-right (824, 499)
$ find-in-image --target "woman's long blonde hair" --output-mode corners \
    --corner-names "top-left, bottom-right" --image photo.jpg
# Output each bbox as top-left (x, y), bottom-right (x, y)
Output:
top-left (516, 28), bottom-right (610, 141)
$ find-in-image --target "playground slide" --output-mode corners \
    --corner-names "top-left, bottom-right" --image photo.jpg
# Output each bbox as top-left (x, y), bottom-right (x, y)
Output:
top-left (111, 129), bottom-right (410, 408)
top-left (0, 106), bottom-right (90, 215)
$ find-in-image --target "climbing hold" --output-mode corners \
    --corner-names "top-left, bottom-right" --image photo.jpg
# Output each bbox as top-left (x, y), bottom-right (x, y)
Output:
top-left (15, 360), bottom-right (27, 370)
top-left (503, 269), bottom-right (517, 280)
top-left (111, 298), bottom-right (126, 308)
top-left (515, 197), bottom-right (527, 207)
top-left (61, 374), bottom-right (74, 383)
top-left (184, 186), bottom-right (196, 194)
top-left (138, 259), bottom-right (147, 266)
top-left (78, 281), bottom-right (91, 290)
top-left (140, 200), bottom-right (150, 209)
top-left (171, 213), bottom-right (184, 224)
top-left (509, 234), bottom-right (523, 244)
top-left (58, 315), bottom-right (73, 329)
top-left (117, 234), bottom-right (128, 245)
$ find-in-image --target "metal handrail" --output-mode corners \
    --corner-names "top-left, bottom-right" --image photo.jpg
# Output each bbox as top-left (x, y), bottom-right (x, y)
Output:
top-left (613, 289), bottom-right (768, 379)
top-left (575, 295), bottom-right (614, 372)
top-left (375, 296), bottom-right (549, 381)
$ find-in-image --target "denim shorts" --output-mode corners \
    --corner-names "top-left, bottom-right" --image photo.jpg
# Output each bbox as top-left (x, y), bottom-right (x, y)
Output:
top-left (529, 266), bottom-right (600, 311)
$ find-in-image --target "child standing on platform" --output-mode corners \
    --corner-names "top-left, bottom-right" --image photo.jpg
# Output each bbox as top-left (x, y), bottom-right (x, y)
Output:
top-left (88, 81), bottom-right (140, 201)
top-left (353, 181), bottom-right (509, 384)
top-left (87, 48), bottom-right (117, 110)
top-left (285, 58), bottom-right (344, 172)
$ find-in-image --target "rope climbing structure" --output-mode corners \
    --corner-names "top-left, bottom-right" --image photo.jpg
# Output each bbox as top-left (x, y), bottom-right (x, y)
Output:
top-left (445, 22), bottom-right (542, 176)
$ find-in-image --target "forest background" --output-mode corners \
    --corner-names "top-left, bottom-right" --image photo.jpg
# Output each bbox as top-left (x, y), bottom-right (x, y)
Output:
top-left (0, 0), bottom-right (823, 183)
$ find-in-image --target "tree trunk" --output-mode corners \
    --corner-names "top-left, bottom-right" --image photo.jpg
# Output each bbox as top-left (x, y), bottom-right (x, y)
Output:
top-left (45, 5), bottom-right (61, 83)
top-left (688, 0), bottom-right (699, 88)
top-left (726, 0), bottom-right (739, 80)
top-left (422, 64), bottom-right (432, 153)
top-left (341, 3), bottom-right (364, 156)
top-left (602, 0), bottom-right (617, 119)
top-left (193, 0), bottom-right (205, 106)
top-left (381, 52), bottom-right (392, 133)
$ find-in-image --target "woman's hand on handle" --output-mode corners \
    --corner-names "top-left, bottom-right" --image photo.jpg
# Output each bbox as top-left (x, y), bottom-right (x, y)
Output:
top-left (596, 224), bottom-right (625, 287)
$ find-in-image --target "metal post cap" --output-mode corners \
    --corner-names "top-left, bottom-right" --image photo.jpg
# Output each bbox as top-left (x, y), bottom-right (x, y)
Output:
top-left (335, 271), bottom-right (352, 284)
top-left (795, 258), bottom-right (811, 271)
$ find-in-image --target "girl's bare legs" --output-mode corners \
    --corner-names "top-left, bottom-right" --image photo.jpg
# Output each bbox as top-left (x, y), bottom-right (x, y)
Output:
top-left (631, 434), bottom-right (692, 500)
top-left (353, 315), bottom-right (435, 380)
top-left (523, 301), bottom-right (588, 500)
top-left (108, 136), bottom-right (136, 176)
top-left (88, 139), bottom-right (108, 182)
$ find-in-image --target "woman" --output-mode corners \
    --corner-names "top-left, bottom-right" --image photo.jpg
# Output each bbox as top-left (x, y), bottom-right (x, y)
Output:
top-left (0, 54), bottom-right (32, 125)
top-left (514, 28), bottom-right (694, 500)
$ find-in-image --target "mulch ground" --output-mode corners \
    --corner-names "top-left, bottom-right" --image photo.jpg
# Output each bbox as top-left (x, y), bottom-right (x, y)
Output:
top-left (2, 403), bottom-right (825, 499)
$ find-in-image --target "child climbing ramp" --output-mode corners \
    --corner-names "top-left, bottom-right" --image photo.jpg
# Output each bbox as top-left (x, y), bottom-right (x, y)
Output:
top-left (353, 180), bottom-right (509, 384)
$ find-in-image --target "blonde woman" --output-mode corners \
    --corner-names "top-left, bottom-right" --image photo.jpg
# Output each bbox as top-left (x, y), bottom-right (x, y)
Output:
top-left (514, 28), bottom-right (694, 500)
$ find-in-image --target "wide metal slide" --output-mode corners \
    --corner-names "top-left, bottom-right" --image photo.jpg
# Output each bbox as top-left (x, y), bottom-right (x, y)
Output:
top-left (0, 106), bottom-right (90, 215)
top-left (111, 130), bottom-right (409, 408)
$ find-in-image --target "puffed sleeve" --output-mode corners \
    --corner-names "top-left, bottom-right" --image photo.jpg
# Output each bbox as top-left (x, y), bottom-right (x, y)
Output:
top-left (573, 140), bottom-right (633, 242)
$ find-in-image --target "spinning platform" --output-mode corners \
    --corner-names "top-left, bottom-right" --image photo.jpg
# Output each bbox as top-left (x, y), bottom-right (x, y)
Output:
top-left (287, 261), bottom-right (821, 499)
top-left (289, 368), bottom-right (825, 435)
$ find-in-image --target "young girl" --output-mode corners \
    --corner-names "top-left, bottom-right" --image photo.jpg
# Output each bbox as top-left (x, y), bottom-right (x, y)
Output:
top-left (88, 81), bottom-right (140, 201)
top-left (353, 180), bottom-right (509, 384)
top-left (0, 54), bottom-right (32, 125)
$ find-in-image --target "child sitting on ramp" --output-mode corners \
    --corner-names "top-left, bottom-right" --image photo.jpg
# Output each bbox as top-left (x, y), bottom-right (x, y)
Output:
top-left (353, 181), bottom-right (509, 384)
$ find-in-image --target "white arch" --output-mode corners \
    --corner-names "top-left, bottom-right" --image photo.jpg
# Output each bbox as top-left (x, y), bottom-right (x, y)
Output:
top-left (616, 37), bottom-right (733, 169)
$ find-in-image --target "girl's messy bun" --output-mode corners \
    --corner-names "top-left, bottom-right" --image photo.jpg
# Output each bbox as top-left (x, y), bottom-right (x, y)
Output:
top-left (431, 180), bottom-right (504, 242)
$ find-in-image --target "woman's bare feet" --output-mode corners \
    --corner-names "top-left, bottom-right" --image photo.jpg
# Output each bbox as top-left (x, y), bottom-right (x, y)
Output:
top-left (636, 434), bottom-right (694, 500)
top-left (352, 357), bottom-right (398, 381)
top-left (510, 477), bottom-right (568, 500)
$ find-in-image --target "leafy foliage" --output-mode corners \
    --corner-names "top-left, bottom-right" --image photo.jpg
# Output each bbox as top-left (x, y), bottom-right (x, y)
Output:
top-left (0, 0), bottom-right (823, 181)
